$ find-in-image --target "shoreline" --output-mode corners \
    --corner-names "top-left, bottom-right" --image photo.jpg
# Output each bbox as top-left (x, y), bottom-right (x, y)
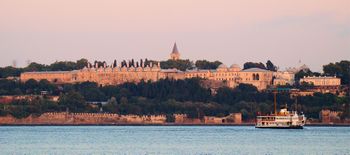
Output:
top-left (0, 123), bottom-right (349, 127)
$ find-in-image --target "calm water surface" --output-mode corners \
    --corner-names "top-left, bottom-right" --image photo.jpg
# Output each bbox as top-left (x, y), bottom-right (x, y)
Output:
top-left (0, 126), bottom-right (349, 155)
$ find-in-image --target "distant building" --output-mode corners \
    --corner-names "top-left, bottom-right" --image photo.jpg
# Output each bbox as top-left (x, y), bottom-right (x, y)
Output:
top-left (300, 76), bottom-right (341, 94)
top-left (240, 68), bottom-right (274, 90)
top-left (273, 71), bottom-right (295, 86)
top-left (21, 64), bottom-right (282, 90)
top-left (286, 64), bottom-right (310, 74)
top-left (20, 61), bottom-right (183, 86)
top-left (184, 65), bottom-right (275, 90)
top-left (20, 44), bottom-right (294, 91)
top-left (319, 109), bottom-right (342, 124)
top-left (300, 76), bottom-right (341, 86)
top-left (185, 64), bottom-right (242, 89)
top-left (170, 42), bottom-right (180, 60)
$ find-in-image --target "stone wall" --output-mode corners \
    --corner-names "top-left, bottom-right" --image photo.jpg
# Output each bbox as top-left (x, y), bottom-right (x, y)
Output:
top-left (0, 95), bottom-right (59, 104)
top-left (173, 114), bottom-right (202, 124)
top-left (0, 112), bottom-right (243, 125)
top-left (319, 109), bottom-right (342, 124)
top-left (174, 113), bottom-right (242, 124)
top-left (0, 112), bottom-right (166, 125)
top-left (204, 113), bottom-right (242, 124)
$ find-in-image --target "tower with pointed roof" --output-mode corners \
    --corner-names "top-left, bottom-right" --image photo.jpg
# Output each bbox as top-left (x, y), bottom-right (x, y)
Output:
top-left (170, 42), bottom-right (180, 60)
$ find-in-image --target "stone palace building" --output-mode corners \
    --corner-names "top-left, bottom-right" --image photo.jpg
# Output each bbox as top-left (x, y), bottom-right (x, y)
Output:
top-left (299, 76), bottom-right (341, 94)
top-left (300, 76), bottom-right (341, 86)
top-left (20, 44), bottom-right (295, 90)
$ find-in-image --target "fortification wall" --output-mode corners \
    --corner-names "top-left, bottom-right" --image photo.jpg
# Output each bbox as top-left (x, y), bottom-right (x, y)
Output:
top-left (0, 112), bottom-right (243, 125)
top-left (174, 113), bottom-right (242, 124)
top-left (320, 110), bottom-right (342, 123)
top-left (0, 112), bottom-right (166, 125)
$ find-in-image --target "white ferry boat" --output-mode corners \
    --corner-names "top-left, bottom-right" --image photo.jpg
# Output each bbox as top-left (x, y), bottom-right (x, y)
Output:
top-left (255, 88), bottom-right (306, 129)
top-left (256, 108), bottom-right (306, 129)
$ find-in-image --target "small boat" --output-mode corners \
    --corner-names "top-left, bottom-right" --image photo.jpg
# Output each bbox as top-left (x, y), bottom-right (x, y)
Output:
top-left (255, 88), bottom-right (306, 129)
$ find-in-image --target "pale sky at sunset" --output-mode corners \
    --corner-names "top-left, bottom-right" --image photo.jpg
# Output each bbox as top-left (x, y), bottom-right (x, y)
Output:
top-left (0, 0), bottom-right (349, 71)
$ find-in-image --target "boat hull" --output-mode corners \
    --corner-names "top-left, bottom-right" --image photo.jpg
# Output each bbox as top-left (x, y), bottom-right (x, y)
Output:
top-left (255, 126), bottom-right (303, 129)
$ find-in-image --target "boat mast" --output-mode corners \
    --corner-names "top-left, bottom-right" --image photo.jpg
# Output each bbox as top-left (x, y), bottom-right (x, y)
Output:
top-left (295, 96), bottom-right (298, 112)
top-left (274, 89), bottom-right (277, 115)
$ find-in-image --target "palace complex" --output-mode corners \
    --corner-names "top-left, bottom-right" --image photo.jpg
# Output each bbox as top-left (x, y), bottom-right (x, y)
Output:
top-left (20, 44), bottom-right (296, 90)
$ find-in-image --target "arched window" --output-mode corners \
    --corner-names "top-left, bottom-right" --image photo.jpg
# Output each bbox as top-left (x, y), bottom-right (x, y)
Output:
top-left (256, 74), bottom-right (260, 80)
top-left (252, 74), bottom-right (256, 80)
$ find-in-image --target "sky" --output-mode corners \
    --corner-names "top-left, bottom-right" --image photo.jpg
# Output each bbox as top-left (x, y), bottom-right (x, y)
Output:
top-left (0, 0), bottom-right (349, 72)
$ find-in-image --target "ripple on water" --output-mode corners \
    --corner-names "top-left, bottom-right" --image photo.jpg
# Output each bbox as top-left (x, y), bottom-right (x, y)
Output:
top-left (0, 126), bottom-right (349, 155)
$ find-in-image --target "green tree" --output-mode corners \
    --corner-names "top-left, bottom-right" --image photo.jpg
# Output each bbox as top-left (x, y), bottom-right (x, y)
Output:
top-left (195, 60), bottom-right (222, 69)
top-left (215, 87), bottom-right (235, 105)
top-left (83, 88), bottom-right (107, 101)
top-left (323, 60), bottom-right (350, 85)
top-left (120, 97), bottom-right (128, 104)
top-left (104, 97), bottom-right (118, 113)
top-left (294, 69), bottom-right (314, 82)
top-left (8, 99), bottom-right (32, 119)
top-left (0, 66), bottom-right (22, 78)
top-left (24, 62), bottom-right (48, 72)
top-left (266, 60), bottom-right (277, 71)
top-left (258, 102), bottom-right (272, 115)
top-left (76, 58), bottom-right (89, 69)
top-left (24, 79), bottom-right (39, 94)
top-left (243, 62), bottom-right (266, 70)
top-left (58, 91), bottom-right (87, 112)
top-left (160, 59), bottom-right (194, 71)
top-left (49, 61), bottom-right (76, 71)
top-left (296, 81), bottom-right (314, 91)
top-left (38, 79), bottom-right (55, 93)
top-left (0, 79), bottom-right (21, 95)
top-left (235, 83), bottom-right (258, 93)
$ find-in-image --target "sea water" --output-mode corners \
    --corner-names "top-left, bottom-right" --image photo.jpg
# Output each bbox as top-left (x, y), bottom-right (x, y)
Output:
top-left (0, 126), bottom-right (349, 155)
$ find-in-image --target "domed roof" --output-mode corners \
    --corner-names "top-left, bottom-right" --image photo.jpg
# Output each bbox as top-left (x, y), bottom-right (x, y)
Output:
top-left (230, 64), bottom-right (240, 69)
top-left (218, 64), bottom-right (228, 69)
